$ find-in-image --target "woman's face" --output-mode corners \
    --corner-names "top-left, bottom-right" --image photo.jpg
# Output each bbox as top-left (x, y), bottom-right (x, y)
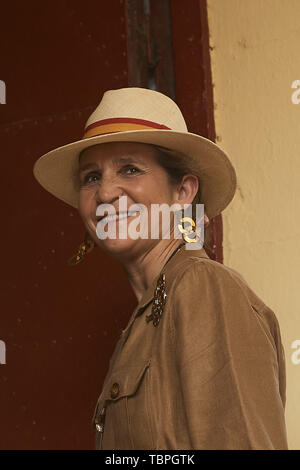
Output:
top-left (78, 141), bottom-right (195, 259)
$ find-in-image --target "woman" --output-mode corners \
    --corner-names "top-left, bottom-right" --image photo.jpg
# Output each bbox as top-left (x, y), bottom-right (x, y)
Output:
top-left (33, 87), bottom-right (288, 450)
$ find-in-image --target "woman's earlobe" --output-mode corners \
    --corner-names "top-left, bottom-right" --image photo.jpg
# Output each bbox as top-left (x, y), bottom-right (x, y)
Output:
top-left (204, 213), bottom-right (210, 227)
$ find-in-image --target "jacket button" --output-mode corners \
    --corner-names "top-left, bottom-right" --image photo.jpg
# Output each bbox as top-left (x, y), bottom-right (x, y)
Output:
top-left (110, 382), bottom-right (120, 399)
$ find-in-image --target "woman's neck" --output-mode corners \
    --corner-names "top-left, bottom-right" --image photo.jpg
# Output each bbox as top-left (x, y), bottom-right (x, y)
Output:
top-left (122, 239), bottom-right (184, 303)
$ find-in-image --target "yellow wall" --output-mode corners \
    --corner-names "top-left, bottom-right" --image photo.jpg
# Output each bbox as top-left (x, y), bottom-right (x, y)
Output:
top-left (207, 0), bottom-right (300, 449)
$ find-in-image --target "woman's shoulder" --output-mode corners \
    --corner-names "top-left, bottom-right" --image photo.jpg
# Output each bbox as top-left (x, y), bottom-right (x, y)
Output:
top-left (166, 253), bottom-right (284, 364)
top-left (169, 253), bottom-right (250, 292)
top-left (168, 253), bottom-right (281, 333)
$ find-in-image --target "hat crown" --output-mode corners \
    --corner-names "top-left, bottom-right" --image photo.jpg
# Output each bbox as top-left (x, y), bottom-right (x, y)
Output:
top-left (84, 87), bottom-right (188, 133)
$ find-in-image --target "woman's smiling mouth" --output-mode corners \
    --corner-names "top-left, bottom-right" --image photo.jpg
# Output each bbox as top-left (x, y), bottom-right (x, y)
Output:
top-left (96, 211), bottom-right (137, 226)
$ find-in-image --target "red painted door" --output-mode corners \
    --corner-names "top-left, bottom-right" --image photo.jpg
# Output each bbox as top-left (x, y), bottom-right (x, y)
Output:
top-left (0, 0), bottom-right (218, 449)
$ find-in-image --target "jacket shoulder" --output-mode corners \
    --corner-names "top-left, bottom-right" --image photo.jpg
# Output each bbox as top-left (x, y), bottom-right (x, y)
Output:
top-left (169, 255), bottom-right (282, 337)
top-left (172, 255), bottom-right (268, 307)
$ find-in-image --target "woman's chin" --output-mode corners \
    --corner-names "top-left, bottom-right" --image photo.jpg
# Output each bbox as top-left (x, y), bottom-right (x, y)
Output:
top-left (97, 236), bottom-right (137, 256)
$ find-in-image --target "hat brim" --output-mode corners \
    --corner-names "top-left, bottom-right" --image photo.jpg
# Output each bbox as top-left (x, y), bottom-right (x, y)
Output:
top-left (33, 129), bottom-right (237, 219)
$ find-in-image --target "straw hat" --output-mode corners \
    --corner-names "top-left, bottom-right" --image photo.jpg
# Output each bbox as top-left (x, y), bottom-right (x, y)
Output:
top-left (33, 87), bottom-right (237, 219)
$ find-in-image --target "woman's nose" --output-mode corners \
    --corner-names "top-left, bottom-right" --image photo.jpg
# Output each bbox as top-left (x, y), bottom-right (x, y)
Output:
top-left (94, 175), bottom-right (124, 205)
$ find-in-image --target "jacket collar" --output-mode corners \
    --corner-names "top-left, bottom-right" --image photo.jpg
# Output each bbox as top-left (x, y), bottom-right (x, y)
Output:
top-left (134, 244), bottom-right (210, 315)
top-left (120, 244), bottom-right (210, 337)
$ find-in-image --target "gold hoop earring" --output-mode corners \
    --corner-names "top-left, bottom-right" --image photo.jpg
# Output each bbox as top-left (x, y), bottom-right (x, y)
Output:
top-left (177, 216), bottom-right (201, 243)
top-left (67, 232), bottom-right (95, 266)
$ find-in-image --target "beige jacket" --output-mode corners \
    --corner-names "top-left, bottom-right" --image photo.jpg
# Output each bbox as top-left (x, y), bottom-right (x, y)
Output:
top-left (92, 246), bottom-right (288, 450)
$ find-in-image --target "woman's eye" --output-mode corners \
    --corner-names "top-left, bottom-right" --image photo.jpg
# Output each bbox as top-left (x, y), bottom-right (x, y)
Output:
top-left (122, 165), bottom-right (141, 175)
top-left (80, 166), bottom-right (141, 187)
top-left (82, 172), bottom-right (100, 185)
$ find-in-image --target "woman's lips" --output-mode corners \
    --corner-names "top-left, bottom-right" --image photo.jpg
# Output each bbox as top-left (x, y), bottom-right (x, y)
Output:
top-left (96, 211), bottom-right (137, 226)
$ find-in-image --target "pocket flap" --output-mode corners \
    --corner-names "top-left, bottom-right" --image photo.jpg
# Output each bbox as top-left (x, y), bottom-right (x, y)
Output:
top-left (102, 358), bottom-right (151, 401)
top-left (92, 358), bottom-right (151, 424)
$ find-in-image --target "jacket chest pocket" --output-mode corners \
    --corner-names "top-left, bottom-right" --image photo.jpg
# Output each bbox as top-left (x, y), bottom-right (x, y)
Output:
top-left (93, 358), bottom-right (155, 450)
